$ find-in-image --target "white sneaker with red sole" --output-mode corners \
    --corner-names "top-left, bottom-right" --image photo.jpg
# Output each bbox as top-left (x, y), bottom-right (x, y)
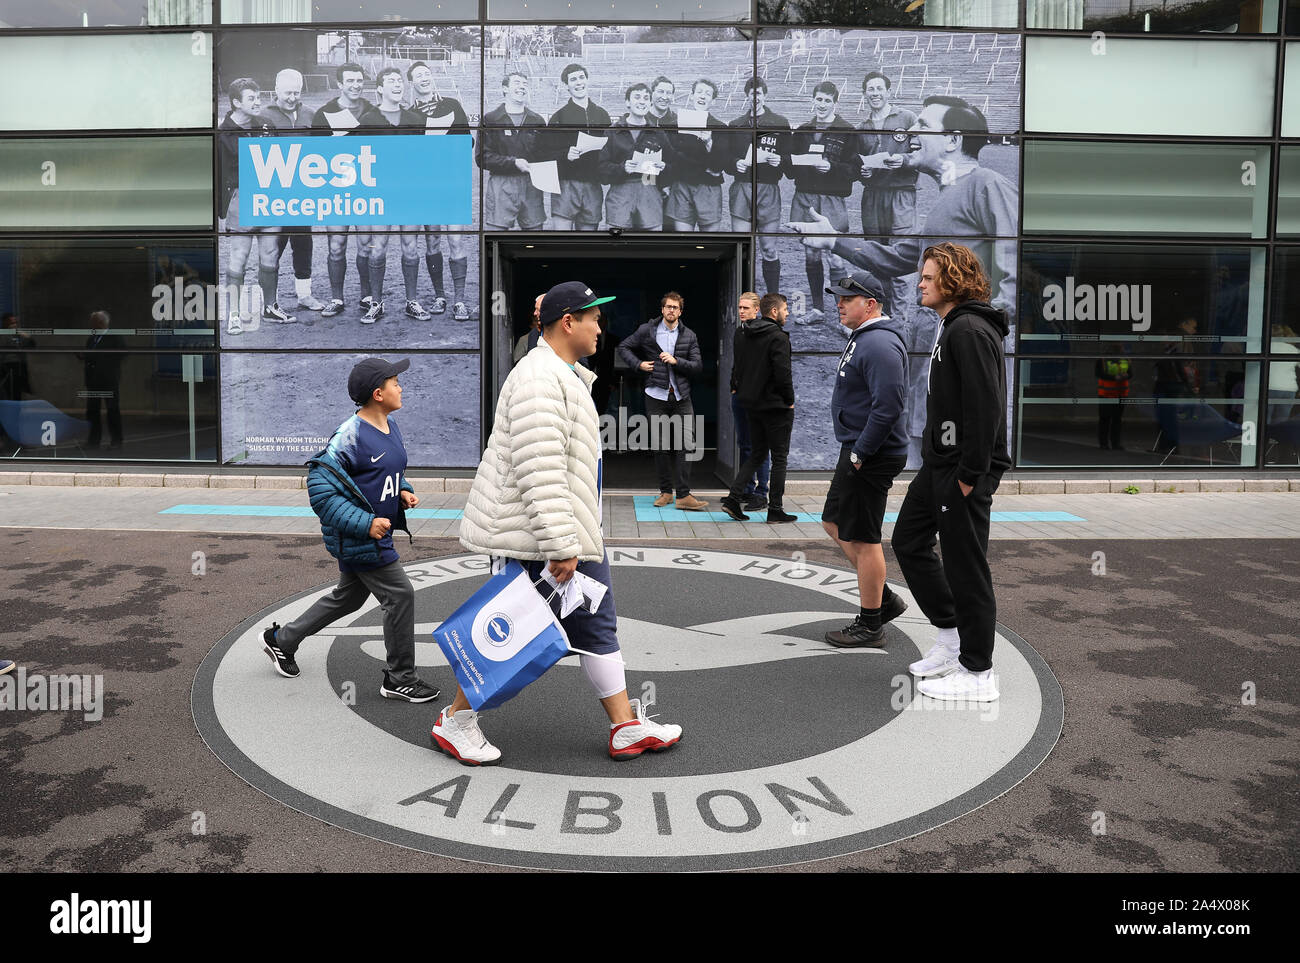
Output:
top-left (609, 699), bottom-right (682, 760)
top-left (431, 707), bottom-right (501, 766)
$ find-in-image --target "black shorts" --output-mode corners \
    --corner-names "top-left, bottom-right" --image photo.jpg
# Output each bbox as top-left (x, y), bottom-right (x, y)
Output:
top-left (822, 447), bottom-right (907, 544)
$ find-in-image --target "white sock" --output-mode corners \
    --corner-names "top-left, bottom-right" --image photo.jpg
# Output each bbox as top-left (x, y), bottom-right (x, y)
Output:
top-left (581, 653), bottom-right (627, 701)
top-left (294, 278), bottom-right (311, 299)
top-left (936, 627), bottom-right (960, 649)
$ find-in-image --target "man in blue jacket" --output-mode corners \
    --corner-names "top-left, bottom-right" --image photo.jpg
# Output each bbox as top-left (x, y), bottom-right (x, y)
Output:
top-left (260, 357), bottom-right (440, 704)
top-left (820, 271), bottom-right (910, 647)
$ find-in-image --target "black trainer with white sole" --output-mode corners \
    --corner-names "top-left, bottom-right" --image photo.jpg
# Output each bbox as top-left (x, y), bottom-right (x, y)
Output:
top-left (380, 674), bottom-right (441, 703)
top-left (824, 616), bottom-right (886, 647)
top-left (261, 623), bottom-right (300, 678)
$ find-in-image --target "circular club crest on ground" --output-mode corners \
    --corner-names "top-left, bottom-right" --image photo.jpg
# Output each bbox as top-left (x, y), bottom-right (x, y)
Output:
top-left (193, 548), bottom-right (1063, 871)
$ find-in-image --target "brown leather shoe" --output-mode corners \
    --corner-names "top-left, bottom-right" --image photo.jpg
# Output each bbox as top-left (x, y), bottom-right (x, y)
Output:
top-left (653, 493), bottom-right (673, 508)
top-left (675, 494), bottom-right (709, 511)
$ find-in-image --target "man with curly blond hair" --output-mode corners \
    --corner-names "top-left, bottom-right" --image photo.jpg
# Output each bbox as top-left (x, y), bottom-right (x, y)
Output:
top-left (891, 243), bottom-right (1011, 704)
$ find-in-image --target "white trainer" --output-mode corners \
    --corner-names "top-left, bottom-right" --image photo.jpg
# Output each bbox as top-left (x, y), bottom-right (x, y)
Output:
top-left (909, 639), bottom-right (961, 678)
top-left (916, 667), bottom-right (1000, 703)
top-left (431, 707), bottom-right (501, 766)
top-left (609, 698), bottom-right (682, 760)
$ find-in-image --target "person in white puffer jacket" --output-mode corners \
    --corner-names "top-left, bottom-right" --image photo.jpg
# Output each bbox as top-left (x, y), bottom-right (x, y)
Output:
top-left (432, 281), bottom-right (684, 766)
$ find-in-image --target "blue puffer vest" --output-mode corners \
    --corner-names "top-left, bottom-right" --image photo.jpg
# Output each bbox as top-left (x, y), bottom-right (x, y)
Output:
top-left (305, 425), bottom-right (413, 567)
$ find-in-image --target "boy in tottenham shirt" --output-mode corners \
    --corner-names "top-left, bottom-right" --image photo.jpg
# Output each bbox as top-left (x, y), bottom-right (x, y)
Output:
top-left (260, 358), bottom-right (440, 704)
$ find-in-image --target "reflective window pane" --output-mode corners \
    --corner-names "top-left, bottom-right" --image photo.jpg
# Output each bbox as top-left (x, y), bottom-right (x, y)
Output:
top-left (1265, 247), bottom-right (1300, 464)
top-left (760, 1), bottom-right (1018, 27)
top-left (0, 1), bottom-right (210, 28)
top-left (220, 353), bottom-right (480, 467)
top-left (1030, 0), bottom-right (1278, 32)
top-left (1021, 244), bottom-right (1266, 354)
top-left (0, 239), bottom-right (216, 350)
top-left (0, 33), bottom-right (212, 131)
top-left (1024, 141), bottom-right (1271, 238)
top-left (1268, 248), bottom-right (1300, 351)
top-left (0, 351), bottom-right (217, 462)
top-left (1026, 38), bottom-right (1276, 137)
top-left (1017, 358), bottom-right (1262, 468)
top-left (1274, 146), bottom-right (1300, 235)
top-left (1266, 356), bottom-right (1300, 464)
top-left (220, 1), bottom-right (476, 23)
top-left (0, 137), bottom-right (213, 231)
top-left (1284, 44), bottom-right (1300, 135)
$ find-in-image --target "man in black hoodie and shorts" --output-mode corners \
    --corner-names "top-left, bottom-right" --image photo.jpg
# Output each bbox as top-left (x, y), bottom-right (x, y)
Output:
top-left (891, 242), bottom-right (1011, 703)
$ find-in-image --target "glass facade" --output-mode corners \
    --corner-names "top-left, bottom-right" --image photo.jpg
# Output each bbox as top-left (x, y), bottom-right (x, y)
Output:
top-left (0, 1), bottom-right (1293, 473)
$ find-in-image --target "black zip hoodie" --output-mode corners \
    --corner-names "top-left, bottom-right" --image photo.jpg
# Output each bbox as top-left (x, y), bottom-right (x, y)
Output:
top-left (922, 300), bottom-right (1012, 485)
top-left (730, 316), bottom-right (793, 411)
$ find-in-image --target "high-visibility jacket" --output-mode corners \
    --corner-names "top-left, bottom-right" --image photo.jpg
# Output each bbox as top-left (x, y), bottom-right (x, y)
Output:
top-left (1097, 359), bottom-right (1131, 398)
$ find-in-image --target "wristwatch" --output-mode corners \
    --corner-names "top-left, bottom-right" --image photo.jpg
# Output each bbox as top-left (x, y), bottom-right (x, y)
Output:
top-left (849, 452), bottom-right (861, 467)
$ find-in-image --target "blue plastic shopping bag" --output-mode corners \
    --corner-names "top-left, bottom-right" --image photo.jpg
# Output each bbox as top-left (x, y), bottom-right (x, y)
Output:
top-left (432, 559), bottom-right (572, 710)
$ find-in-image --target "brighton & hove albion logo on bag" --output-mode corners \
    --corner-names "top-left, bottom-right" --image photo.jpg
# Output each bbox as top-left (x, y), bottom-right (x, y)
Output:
top-left (432, 559), bottom-right (572, 710)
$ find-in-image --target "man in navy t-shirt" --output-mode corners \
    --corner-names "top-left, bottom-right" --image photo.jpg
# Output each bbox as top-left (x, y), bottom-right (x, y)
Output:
top-left (259, 357), bottom-right (440, 704)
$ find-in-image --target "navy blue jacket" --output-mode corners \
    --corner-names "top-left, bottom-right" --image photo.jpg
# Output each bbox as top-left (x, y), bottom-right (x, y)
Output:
top-left (831, 315), bottom-right (908, 459)
top-left (616, 319), bottom-right (703, 401)
top-left (305, 417), bottom-right (414, 567)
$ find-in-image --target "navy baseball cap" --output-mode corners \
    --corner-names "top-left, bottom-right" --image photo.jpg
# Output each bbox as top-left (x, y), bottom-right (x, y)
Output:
top-left (348, 357), bottom-right (410, 404)
top-left (826, 270), bottom-right (885, 301)
top-left (538, 281), bottom-right (615, 327)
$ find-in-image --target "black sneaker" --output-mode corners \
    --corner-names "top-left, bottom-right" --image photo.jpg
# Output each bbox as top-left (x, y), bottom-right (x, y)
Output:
top-left (380, 673), bottom-right (441, 703)
top-left (744, 495), bottom-right (768, 512)
top-left (825, 616), bottom-right (886, 648)
top-left (262, 623), bottom-right (300, 678)
top-left (720, 496), bottom-right (749, 521)
top-left (766, 508), bottom-right (798, 524)
top-left (881, 591), bottom-right (909, 625)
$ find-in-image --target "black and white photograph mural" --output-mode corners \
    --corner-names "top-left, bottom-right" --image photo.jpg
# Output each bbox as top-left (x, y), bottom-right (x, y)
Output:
top-left (215, 27), bottom-right (481, 341)
top-left (216, 234), bottom-right (481, 350)
top-left (480, 25), bottom-right (754, 232)
top-left (220, 352), bottom-right (480, 468)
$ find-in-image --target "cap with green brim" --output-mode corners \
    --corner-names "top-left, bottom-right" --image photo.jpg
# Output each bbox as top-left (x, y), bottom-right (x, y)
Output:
top-left (539, 281), bottom-right (616, 326)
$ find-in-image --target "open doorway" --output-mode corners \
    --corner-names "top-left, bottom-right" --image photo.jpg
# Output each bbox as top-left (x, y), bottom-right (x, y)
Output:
top-left (487, 237), bottom-right (750, 490)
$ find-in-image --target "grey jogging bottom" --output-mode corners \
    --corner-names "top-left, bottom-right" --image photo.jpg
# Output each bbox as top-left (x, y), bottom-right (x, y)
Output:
top-left (276, 560), bottom-right (419, 685)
